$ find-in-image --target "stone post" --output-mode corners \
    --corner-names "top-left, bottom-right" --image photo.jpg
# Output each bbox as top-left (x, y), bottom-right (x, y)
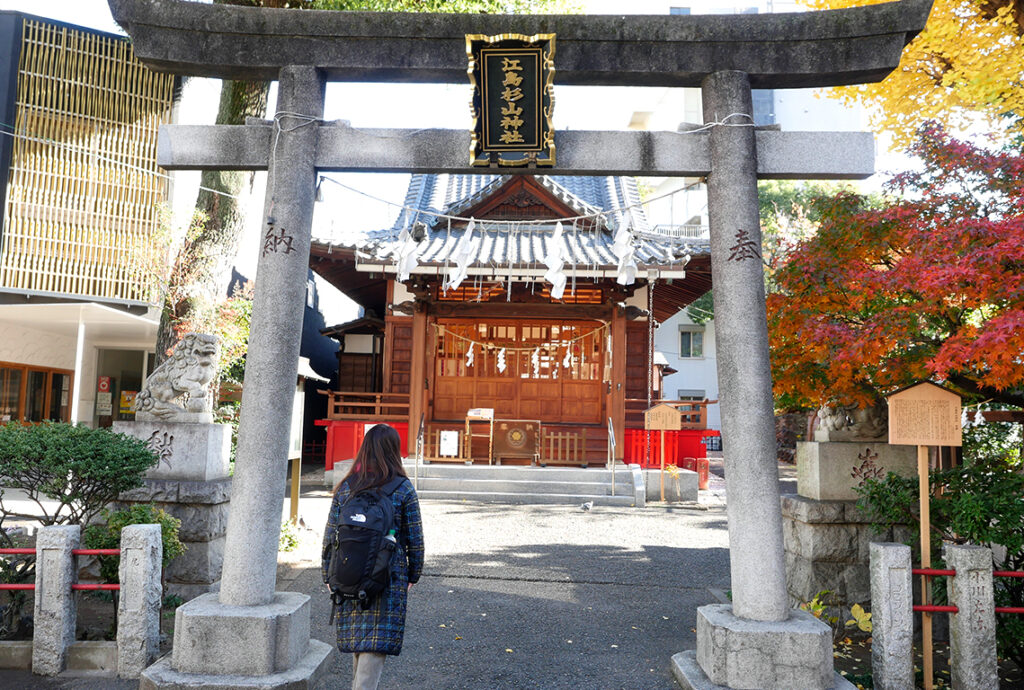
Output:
top-left (32, 525), bottom-right (80, 676)
top-left (117, 524), bottom-right (163, 679)
top-left (219, 65), bottom-right (325, 607)
top-left (141, 65), bottom-right (332, 690)
top-left (945, 544), bottom-right (998, 690)
top-left (869, 542), bottom-right (913, 690)
top-left (673, 71), bottom-right (839, 690)
top-left (701, 69), bottom-right (787, 622)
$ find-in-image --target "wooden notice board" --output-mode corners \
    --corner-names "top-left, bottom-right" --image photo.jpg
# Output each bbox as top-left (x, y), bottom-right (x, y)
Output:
top-left (645, 403), bottom-right (681, 431)
top-left (645, 403), bottom-right (681, 502)
top-left (885, 380), bottom-right (961, 690)
top-left (887, 382), bottom-right (962, 447)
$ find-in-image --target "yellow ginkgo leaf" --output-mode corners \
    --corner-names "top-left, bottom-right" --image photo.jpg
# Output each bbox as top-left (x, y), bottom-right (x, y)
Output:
top-left (846, 603), bottom-right (873, 633)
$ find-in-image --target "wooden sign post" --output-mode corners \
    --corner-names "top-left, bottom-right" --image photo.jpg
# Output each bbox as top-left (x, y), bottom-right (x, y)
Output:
top-left (646, 403), bottom-right (682, 501)
top-left (887, 382), bottom-right (962, 690)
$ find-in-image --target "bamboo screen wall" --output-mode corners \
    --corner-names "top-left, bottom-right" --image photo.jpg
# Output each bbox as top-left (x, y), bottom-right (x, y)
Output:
top-left (0, 19), bottom-right (175, 303)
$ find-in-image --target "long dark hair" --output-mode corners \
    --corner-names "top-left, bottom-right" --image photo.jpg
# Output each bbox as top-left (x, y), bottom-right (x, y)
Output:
top-left (336, 423), bottom-right (407, 495)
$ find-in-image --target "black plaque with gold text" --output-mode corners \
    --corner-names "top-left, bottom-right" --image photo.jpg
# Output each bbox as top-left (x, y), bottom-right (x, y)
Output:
top-left (467, 33), bottom-right (555, 167)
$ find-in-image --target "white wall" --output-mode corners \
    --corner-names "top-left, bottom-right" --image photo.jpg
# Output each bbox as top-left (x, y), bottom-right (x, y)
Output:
top-left (655, 310), bottom-right (720, 429)
top-left (0, 323), bottom-right (77, 369)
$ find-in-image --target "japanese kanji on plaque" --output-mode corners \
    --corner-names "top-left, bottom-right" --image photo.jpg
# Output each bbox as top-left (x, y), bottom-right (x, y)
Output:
top-left (466, 33), bottom-right (555, 167)
top-left (887, 381), bottom-right (962, 447)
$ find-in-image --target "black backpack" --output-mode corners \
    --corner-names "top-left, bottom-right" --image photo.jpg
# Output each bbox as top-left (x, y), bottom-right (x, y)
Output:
top-left (324, 476), bottom-right (405, 609)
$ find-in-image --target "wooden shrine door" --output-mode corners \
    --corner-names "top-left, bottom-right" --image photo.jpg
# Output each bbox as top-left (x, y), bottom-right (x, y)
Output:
top-left (432, 319), bottom-right (606, 425)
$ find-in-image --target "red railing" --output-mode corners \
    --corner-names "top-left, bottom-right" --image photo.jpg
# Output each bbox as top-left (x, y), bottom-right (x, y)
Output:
top-left (320, 390), bottom-right (409, 421)
top-left (911, 567), bottom-right (1024, 615)
top-left (0, 547), bottom-right (122, 591)
top-left (624, 398), bottom-right (715, 429)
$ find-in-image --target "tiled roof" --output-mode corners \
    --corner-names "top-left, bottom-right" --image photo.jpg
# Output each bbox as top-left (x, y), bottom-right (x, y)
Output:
top-left (389, 174), bottom-right (651, 234)
top-left (344, 173), bottom-right (706, 272)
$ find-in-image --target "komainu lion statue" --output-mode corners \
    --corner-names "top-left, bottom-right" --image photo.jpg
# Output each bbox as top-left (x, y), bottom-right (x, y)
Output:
top-left (135, 333), bottom-right (220, 423)
top-left (815, 402), bottom-right (888, 442)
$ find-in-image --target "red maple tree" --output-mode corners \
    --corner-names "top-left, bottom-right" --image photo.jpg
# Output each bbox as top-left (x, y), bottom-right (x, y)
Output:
top-left (767, 125), bottom-right (1024, 409)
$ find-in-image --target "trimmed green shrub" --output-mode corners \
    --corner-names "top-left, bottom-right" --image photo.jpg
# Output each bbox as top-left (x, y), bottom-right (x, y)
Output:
top-left (0, 422), bottom-right (158, 526)
top-left (83, 504), bottom-right (186, 583)
top-left (0, 422), bottom-right (158, 639)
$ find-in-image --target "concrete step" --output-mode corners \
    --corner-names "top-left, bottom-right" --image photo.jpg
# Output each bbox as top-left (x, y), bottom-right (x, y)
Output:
top-left (405, 462), bottom-right (634, 484)
top-left (414, 476), bottom-right (634, 497)
top-left (414, 490), bottom-right (638, 507)
top-left (318, 461), bottom-right (643, 506)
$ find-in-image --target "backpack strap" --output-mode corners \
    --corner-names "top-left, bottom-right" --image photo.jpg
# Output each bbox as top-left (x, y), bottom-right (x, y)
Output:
top-left (341, 476), bottom-right (406, 505)
top-left (381, 476), bottom-right (406, 496)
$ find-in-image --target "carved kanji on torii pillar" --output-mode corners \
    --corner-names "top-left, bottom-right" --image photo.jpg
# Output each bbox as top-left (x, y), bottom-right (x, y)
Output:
top-left (107, 1), bottom-right (931, 688)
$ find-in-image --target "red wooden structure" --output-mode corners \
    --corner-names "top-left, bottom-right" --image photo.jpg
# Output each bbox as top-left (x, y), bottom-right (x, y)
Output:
top-left (309, 174), bottom-right (717, 470)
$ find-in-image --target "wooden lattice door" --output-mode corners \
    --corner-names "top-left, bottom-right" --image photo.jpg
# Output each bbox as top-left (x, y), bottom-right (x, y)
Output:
top-left (432, 319), bottom-right (605, 425)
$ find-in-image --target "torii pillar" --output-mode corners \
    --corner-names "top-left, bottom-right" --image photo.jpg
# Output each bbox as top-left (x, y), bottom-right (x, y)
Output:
top-left (108, 1), bottom-right (929, 688)
top-left (671, 70), bottom-right (843, 689)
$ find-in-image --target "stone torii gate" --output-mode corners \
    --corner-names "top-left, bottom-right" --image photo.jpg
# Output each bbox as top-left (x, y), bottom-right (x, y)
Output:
top-left (108, 1), bottom-right (930, 688)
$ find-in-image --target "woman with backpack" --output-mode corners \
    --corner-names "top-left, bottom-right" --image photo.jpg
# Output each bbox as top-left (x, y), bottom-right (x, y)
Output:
top-left (322, 423), bottom-right (424, 690)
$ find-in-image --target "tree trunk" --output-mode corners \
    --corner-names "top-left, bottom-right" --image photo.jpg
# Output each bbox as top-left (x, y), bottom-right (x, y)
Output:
top-left (155, 0), bottom-right (292, 363)
top-left (156, 80), bottom-right (269, 362)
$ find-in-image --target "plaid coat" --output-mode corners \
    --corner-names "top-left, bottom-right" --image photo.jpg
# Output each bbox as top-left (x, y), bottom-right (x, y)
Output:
top-left (322, 477), bottom-right (424, 656)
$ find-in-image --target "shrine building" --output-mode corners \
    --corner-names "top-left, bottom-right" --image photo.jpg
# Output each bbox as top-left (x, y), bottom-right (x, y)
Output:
top-left (310, 173), bottom-right (718, 471)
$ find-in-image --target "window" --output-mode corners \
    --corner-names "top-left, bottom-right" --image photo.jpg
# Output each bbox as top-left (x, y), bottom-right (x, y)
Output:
top-left (0, 362), bottom-right (73, 423)
top-left (679, 329), bottom-right (704, 358)
top-left (669, 7), bottom-right (691, 14)
top-left (676, 389), bottom-right (706, 412)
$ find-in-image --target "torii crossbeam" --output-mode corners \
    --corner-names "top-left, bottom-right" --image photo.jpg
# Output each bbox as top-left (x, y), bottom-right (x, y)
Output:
top-left (107, 1), bottom-right (931, 688)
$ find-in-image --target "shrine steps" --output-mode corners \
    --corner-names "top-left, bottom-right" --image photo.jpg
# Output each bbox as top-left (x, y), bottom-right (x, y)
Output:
top-left (404, 462), bottom-right (641, 507)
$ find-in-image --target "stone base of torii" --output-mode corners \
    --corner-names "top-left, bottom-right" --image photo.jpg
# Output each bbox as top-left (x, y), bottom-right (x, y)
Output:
top-left (105, 1), bottom-right (930, 688)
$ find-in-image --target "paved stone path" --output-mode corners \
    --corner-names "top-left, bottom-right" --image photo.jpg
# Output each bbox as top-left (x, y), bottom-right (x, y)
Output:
top-left (6, 462), bottom-right (796, 688)
top-left (284, 498), bottom-right (730, 689)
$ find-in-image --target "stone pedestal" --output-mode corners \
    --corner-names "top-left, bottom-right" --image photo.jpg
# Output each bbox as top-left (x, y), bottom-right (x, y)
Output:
top-left (781, 494), bottom-right (902, 606)
top-left (672, 605), bottom-right (855, 690)
top-left (114, 477), bottom-right (231, 600)
top-left (114, 421), bottom-right (231, 482)
top-left (139, 593), bottom-right (331, 690)
top-left (796, 441), bottom-right (916, 502)
top-left (644, 468), bottom-right (698, 503)
top-left (114, 421), bottom-right (232, 599)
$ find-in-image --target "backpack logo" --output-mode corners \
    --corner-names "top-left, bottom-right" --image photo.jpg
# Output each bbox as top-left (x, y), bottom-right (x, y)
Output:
top-left (349, 513), bottom-right (366, 522)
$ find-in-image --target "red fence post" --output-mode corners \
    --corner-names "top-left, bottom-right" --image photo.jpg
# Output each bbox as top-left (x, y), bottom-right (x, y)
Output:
top-left (697, 458), bottom-right (710, 490)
